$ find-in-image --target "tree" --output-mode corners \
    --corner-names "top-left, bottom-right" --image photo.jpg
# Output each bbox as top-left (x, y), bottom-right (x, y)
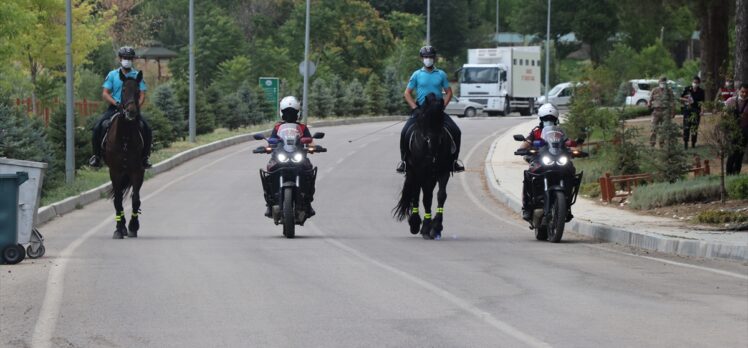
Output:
top-left (364, 73), bottom-right (386, 115)
top-left (47, 105), bottom-right (91, 169)
top-left (697, 0), bottom-right (730, 101)
top-left (655, 116), bottom-right (689, 183)
top-left (430, 0), bottom-right (469, 59)
top-left (212, 56), bottom-right (253, 94)
top-left (13, 0), bottom-right (113, 115)
top-left (345, 79), bottom-right (366, 116)
top-left (736, 0), bottom-right (748, 86)
top-left (152, 83), bottom-right (185, 140)
top-left (327, 74), bottom-right (348, 116)
top-left (0, 0), bottom-right (35, 62)
top-left (572, 0), bottom-right (619, 64)
top-left (703, 103), bottom-right (743, 203)
top-left (383, 66), bottom-right (406, 115)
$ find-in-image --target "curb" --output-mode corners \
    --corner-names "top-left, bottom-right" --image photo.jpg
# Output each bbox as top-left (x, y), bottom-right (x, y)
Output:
top-left (37, 116), bottom-right (407, 226)
top-left (483, 121), bottom-right (748, 262)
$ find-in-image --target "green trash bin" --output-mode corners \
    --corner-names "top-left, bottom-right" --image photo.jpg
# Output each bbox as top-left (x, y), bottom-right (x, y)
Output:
top-left (0, 172), bottom-right (28, 264)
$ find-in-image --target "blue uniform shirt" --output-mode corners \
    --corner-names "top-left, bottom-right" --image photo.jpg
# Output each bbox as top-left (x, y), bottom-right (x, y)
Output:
top-left (102, 68), bottom-right (148, 103)
top-left (407, 67), bottom-right (449, 105)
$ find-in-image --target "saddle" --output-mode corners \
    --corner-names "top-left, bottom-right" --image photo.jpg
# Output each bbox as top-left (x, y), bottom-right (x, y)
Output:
top-left (100, 113), bottom-right (146, 151)
top-left (406, 122), bottom-right (457, 155)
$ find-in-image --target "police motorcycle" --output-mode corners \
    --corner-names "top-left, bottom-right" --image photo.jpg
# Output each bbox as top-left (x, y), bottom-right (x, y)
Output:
top-left (513, 126), bottom-right (587, 242)
top-left (253, 125), bottom-right (326, 238)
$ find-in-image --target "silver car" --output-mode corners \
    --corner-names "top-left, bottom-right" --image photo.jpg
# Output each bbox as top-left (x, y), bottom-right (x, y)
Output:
top-left (445, 97), bottom-right (483, 118)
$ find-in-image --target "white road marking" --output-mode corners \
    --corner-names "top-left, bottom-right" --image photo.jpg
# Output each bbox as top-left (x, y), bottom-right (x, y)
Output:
top-left (308, 223), bottom-right (551, 348)
top-left (31, 147), bottom-right (250, 348)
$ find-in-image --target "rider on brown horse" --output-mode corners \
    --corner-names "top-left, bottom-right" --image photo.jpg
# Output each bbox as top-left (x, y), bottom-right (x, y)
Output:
top-left (89, 46), bottom-right (153, 169)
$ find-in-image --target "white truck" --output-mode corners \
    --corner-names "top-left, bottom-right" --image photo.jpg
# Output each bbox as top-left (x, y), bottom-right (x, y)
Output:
top-left (459, 47), bottom-right (542, 116)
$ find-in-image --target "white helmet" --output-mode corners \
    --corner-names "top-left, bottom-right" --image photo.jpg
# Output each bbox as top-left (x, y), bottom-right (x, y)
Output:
top-left (280, 96), bottom-right (300, 114)
top-left (537, 103), bottom-right (559, 122)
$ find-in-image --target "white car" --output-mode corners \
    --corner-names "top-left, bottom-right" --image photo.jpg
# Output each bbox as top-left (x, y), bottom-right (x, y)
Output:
top-left (624, 79), bottom-right (682, 107)
top-left (536, 82), bottom-right (580, 107)
top-left (445, 97), bottom-right (483, 118)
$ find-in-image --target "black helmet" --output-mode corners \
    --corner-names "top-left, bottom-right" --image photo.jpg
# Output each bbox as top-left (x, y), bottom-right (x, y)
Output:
top-left (118, 46), bottom-right (136, 59)
top-left (419, 46), bottom-right (436, 58)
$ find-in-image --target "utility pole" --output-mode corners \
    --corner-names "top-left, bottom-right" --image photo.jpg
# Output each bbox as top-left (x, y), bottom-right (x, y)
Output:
top-left (545, 0), bottom-right (551, 100)
top-left (188, 0), bottom-right (196, 143)
top-left (65, 0), bottom-right (74, 184)
top-left (496, 0), bottom-right (500, 46)
top-left (302, 0), bottom-right (311, 119)
top-left (426, 0), bottom-right (431, 45)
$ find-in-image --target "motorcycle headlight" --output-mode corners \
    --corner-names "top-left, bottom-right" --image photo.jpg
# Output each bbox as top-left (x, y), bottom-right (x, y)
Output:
top-left (292, 152), bottom-right (303, 163)
top-left (541, 155), bottom-right (553, 166)
top-left (557, 156), bottom-right (569, 166)
top-left (277, 153), bottom-right (289, 162)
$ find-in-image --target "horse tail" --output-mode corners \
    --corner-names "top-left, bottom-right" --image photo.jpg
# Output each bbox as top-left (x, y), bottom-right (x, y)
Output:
top-left (108, 175), bottom-right (133, 199)
top-left (393, 172), bottom-right (419, 221)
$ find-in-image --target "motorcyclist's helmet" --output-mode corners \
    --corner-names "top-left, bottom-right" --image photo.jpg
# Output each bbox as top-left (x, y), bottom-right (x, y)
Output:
top-left (280, 96), bottom-right (301, 123)
top-left (537, 103), bottom-right (559, 126)
top-left (419, 46), bottom-right (436, 58)
top-left (118, 46), bottom-right (136, 59)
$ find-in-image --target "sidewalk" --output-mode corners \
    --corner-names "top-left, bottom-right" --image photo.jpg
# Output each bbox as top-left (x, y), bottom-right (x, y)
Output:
top-left (485, 119), bottom-right (748, 261)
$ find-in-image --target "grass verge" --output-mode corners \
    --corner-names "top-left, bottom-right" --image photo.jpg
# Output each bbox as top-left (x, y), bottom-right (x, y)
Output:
top-left (629, 174), bottom-right (748, 210)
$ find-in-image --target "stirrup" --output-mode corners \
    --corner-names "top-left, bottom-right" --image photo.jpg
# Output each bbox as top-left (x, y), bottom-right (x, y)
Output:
top-left (89, 155), bottom-right (102, 168)
top-left (453, 160), bottom-right (465, 172)
top-left (396, 161), bottom-right (406, 173)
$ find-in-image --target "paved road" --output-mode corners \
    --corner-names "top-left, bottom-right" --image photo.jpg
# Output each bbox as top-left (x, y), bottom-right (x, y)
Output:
top-left (2, 118), bottom-right (747, 348)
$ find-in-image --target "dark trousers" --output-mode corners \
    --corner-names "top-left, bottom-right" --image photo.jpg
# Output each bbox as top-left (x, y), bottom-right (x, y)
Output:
top-left (682, 106), bottom-right (701, 147)
top-left (726, 128), bottom-right (748, 175)
top-left (92, 105), bottom-right (152, 157)
top-left (399, 109), bottom-right (461, 160)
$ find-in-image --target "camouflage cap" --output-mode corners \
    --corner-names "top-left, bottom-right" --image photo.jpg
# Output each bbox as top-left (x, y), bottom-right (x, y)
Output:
top-left (659, 76), bottom-right (667, 82)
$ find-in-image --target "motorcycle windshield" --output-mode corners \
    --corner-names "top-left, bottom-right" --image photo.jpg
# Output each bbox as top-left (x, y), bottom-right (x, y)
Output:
top-left (277, 124), bottom-right (300, 152)
top-left (541, 126), bottom-right (566, 155)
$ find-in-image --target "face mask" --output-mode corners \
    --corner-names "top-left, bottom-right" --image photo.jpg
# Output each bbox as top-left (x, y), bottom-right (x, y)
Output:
top-left (543, 121), bottom-right (556, 127)
top-left (659, 83), bottom-right (666, 88)
top-left (423, 58), bottom-right (434, 68)
top-left (121, 59), bottom-right (132, 69)
top-left (692, 83), bottom-right (699, 89)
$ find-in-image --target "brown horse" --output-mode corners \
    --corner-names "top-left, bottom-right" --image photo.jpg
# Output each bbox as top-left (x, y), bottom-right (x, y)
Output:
top-left (103, 70), bottom-right (145, 239)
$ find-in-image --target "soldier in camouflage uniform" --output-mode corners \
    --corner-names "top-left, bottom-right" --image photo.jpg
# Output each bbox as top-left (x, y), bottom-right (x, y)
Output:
top-left (649, 76), bottom-right (675, 147)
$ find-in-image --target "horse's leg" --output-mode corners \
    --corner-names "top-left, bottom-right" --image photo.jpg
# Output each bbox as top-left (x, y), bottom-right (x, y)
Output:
top-left (128, 171), bottom-right (144, 237)
top-left (408, 184), bottom-right (422, 235)
top-left (431, 173), bottom-right (449, 239)
top-left (112, 175), bottom-right (127, 239)
top-left (421, 180), bottom-right (436, 239)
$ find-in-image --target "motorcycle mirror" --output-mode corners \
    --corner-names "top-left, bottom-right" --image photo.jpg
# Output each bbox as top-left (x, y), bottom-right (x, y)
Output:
top-left (252, 146), bottom-right (265, 154)
top-left (315, 145), bottom-right (327, 152)
top-left (267, 138), bottom-right (280, 145)
top-left (514, 149), bottom-right (528, 156)
top-left (300, 137), bottom-right (313, 145)
top-left (532, 140), bottom-right (545, 148)
top-left (513, 134), bottom-right (526, 142)
top-left (253, 133), bottom-right (266, 140)
top-left (312, 132), bottom-right (325, 139)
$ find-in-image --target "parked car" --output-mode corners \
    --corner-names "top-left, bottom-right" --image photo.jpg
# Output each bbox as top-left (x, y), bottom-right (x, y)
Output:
top-left (446, 97), bottom-right (483, 118)
top-left (535, 82), bottom-right (582, 107)
top-left (624, 79), bottom-right (683, 107)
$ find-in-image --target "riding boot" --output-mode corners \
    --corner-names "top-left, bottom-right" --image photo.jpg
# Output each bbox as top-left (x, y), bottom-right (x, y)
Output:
top-left (141, 118), bottom-right (153, 168)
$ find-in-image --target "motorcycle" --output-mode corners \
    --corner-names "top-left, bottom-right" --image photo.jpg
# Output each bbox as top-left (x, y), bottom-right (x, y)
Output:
top-left (513, 126), bottom-right (587, 243)
top-left (253, 125), bottom-right (326, 238)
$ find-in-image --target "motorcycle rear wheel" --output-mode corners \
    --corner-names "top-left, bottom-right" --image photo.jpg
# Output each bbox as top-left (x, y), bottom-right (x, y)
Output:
top-left (548, 191), bottom-right (567, 243)
top-left (282, 187), bottom-right (295, 238)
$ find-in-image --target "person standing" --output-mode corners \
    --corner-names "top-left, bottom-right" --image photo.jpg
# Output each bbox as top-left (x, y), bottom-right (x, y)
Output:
top-left (726, 83), bottom-right (748, 175)
top-left (680, 76), bottom-right (705, 149)
top-left (649, 76), bottom-right (675, 147)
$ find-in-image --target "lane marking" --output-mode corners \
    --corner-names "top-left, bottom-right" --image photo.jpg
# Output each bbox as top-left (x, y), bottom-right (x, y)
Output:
top-left (583, 245), bottom-right (748, 281)
top-left (308, 223), bottom-right (551, 348)
top-left (31, 147), bottom-right (250, 348)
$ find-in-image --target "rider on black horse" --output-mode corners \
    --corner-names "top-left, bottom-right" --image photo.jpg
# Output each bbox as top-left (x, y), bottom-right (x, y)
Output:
top-left (397, 45), bottom-right (464, 174)
top-left (89, 46), bottom-right (153, 169)
top-left (261, 96), bottom-right (317, 218)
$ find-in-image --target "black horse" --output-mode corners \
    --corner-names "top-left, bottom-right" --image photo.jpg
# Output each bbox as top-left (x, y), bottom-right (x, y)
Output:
top-left (394, 95), bottom-right (455, 239)
top-left (103, 70), bottom-right (146, 239)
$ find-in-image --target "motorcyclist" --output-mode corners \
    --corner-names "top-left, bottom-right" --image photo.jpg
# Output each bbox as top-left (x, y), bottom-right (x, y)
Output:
top-left (519, 103), bottom-right (563, 222)
top-left (89, 46), bottom-right (153, 168)
top-left (261, 96), bottom-right (316, 218)
top-left (397, 45), bottom-right (464, 173)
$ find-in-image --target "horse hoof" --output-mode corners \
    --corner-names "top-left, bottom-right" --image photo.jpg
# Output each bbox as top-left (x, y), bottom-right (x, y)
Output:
top-left (421, 232), bottom-right (433, 240)
top-left (128, 219), bottom-right (139, 237)
top-left (127, 230), bottom-right (138, 238)
top-left (112, 229), bottom-right (124, 239)
top-left (408, 215), bottom-right (421, 235)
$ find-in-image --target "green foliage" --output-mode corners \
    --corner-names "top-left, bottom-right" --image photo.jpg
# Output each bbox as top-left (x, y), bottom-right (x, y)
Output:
top-left (47, 106), bottom-right (91, 169)
top-left (364, 73), bottom-right (386, 115)
top-left (619, 106), bottom-right (652, 120)
top-left (345, 79), bottom-right (366, 116)
top-left (696, 210), bottom-right (748, 225)
top-left (212, 56), bottom-right (253, 94)
top-left (383, 66), bottom-right (406, 115)
top-left (571, 0), bottom-right (618, 64)
top-left (628, 175), bottom-right (746, 210)
top-left (327, 74), bottom-right (348, 117)
top-left (654, 116), bottom-right (689, 183)
top-left (565, 87), bottom-right (618, 141)
top-left (75, 68), bottom-right (104, 102)
top-left (580, 182), bottom-right (601, 198)
top-left (614, 125), bottom-right (642, 175)
top-left (310, 78), bottom-right (334, 118)
top-left (142, 107), bottom-right (174, 151)
top-left (634, 41), bottom-right (677, 78)
top-left (151, 83), bottom-right (185, 141)
top-left (727, 176), bottom-right (748, 200)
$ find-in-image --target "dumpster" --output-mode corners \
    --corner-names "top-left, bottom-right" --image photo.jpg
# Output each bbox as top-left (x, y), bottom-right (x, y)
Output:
top-left (0, 158), bottom-right (48, 262)
top-left (0, 172), bottom-right (28, 264)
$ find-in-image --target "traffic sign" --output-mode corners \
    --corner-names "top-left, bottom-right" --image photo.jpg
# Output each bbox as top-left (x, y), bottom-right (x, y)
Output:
top-left (299, 60), bottom-right (316, 77)
top-left (259, 77), bottom-right (280, 118)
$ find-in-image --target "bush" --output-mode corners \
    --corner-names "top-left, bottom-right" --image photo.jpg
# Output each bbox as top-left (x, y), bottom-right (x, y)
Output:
top-left (47, 105), bottom-right (91, 169)
top-left (654, 116), bottom-right (689, 183)
top-left (580, 182), bottom-right (601, 198)
top-left (727, 175), bottom-right (748, 200)
top-left (696, 210), bottom-right (748, 224)
top-left (619, 106), bottom-right (651, 120)
top-left (629, 175), bottom-right (747, 210)
top-left (151, 83), bottom-right (185, 141)
top-left (364, 73), bottom-right (386, 115)
top-left (141, 106), bottom-right (174, 151)
top-left (345, 79), bottom-right (366, 116)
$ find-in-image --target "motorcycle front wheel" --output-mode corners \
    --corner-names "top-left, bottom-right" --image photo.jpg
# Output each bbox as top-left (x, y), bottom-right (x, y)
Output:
top-left (548, 191), bottom-right (567, 243)
top-left (282, 187), bottom-right (295, 238)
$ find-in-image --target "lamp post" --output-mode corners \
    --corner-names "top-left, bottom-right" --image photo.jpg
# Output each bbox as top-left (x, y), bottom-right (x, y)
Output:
top-left (544, 0), bottom-right (551, 100)
top-left (426, 0), bottom-right (431, 44)
top-left (302, 0), bottom-right (311, 119)
top-left (188, 0), bottom-right (196, 143)
top-left (65, 0), bottom-right (74, 183)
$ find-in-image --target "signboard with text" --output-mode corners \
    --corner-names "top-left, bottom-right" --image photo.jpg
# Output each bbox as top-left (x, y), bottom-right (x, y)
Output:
top-left (259, 77), bottom-right (280, 118)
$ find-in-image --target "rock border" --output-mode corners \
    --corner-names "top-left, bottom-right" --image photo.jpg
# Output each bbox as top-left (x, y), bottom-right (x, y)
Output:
top-left (37, 116), bottom-right (406, 226)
